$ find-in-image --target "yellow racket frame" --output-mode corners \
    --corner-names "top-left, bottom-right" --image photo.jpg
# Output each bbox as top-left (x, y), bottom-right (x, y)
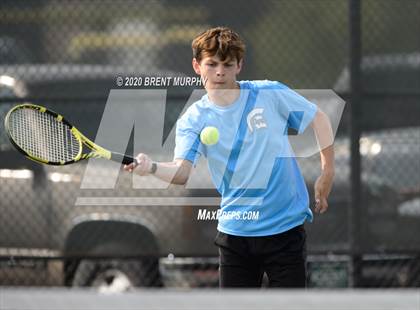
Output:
top-left (5, 103), bottom-right (114, 165)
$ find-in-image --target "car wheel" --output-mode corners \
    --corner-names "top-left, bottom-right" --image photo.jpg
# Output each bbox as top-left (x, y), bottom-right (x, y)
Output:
top-left (72, 258), bottom-right (161, 292)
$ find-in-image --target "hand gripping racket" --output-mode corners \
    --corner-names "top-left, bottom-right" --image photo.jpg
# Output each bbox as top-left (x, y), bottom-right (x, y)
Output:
top-left (4, 103), bottom-right (136, 166)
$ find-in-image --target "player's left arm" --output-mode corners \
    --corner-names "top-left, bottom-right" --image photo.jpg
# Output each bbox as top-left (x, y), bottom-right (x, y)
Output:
top-left (310, 109), bottom-right (335, 214)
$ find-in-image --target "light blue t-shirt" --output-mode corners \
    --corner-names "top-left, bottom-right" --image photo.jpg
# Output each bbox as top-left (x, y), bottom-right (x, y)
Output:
top-left (174, 80), bottom-right (318, 236)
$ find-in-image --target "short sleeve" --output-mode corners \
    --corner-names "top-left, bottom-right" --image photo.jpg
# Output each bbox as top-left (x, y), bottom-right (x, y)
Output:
top-left (274, 87), bottom-right (318, 134)
top-left (173, 107), bottom-right (205, 165)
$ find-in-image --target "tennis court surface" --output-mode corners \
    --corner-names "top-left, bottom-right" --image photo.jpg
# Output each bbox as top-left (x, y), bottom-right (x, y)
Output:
top-left (1, 288), bottom-right (419, 310)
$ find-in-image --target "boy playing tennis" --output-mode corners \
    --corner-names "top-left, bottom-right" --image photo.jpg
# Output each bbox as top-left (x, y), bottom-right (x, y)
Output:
top-left (124, 27), bottom-right (335, 287)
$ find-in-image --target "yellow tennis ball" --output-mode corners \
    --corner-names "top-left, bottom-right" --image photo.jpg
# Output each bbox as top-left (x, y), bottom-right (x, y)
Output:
top-left (200, 126), bottom-right (219, 145)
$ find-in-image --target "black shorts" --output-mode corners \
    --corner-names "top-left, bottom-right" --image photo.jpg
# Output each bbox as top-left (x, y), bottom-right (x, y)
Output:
top-left (214, 225), bottom-right (307, 288)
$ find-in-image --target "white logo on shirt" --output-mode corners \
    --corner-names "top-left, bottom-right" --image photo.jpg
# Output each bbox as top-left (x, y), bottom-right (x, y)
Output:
top-left (247, 108), bottom-right (267, 133)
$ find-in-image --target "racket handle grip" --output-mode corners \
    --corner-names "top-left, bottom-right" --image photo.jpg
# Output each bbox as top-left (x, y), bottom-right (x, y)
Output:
top-left (110, 152), bottom-right (136, 165)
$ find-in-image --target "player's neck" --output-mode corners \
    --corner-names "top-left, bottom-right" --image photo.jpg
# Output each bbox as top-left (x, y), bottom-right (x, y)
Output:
top-left (207, 82), bottom-right (240, 107)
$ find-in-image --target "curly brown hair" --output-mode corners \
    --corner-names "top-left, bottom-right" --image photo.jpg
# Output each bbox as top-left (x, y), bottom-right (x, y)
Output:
top-left (192, 27), bottom-right (245, 64)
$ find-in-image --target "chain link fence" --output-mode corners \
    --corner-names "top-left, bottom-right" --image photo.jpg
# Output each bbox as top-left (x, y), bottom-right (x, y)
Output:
top-left (0, 0), bottom-right (419, 289)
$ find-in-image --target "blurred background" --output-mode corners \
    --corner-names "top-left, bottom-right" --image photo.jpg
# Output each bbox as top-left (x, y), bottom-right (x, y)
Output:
top-left (0, 0), bottom-right (419, 292)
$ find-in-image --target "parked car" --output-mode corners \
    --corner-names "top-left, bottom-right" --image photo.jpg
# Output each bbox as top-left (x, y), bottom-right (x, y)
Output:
top-left (0, 64), bottom-right (214, 290)
top-left (328, 52), bottom-right (420, 287)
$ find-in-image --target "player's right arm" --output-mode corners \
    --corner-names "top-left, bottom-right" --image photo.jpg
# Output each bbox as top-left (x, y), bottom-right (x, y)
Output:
top-left (123, 155), bottom-right (192, 185)
top-left (124, 104), bottom-right (201, 185)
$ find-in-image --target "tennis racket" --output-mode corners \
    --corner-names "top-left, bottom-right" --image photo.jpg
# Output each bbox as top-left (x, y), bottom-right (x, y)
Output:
top-left (4, 103), bottom-right (136, 166)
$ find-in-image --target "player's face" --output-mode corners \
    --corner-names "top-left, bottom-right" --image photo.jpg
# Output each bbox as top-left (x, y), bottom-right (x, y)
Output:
top-left (193, 55), bottom-right (242, 90)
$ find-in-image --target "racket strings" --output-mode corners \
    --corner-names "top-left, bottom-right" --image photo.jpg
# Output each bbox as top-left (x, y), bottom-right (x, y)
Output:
top-left (8, 108), bottom-right (81, 163)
